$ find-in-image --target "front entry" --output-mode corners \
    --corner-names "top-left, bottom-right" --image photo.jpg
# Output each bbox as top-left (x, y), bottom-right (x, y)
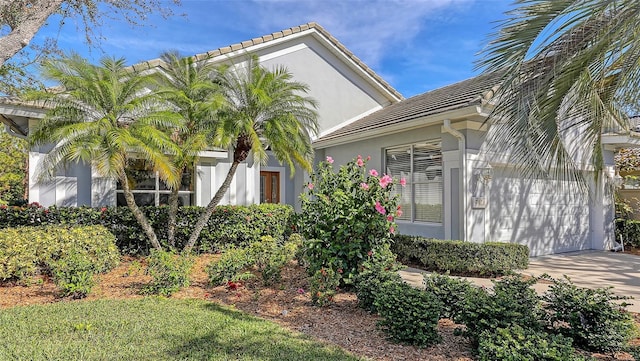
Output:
top-left (260, 171), bottom-right (280, 203)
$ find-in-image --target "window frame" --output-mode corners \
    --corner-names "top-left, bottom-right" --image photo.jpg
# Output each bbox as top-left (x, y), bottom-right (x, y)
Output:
top-left (116, 163), bottom-right (195, 207)
top-left (384, 140), bottom-right (443, 224)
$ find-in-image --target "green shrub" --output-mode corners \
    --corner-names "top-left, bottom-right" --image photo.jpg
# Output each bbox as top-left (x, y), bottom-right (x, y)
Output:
top-left (423, 273), bottom-right (474, 320)
top-left (206, 245), bottom-right (254, 286)
top-left (456, 276), bottom-right (544, 345)
top-left (477, 325), bottom-right (584, 361)
top-left (0, 204), bottom-right (295, 255)
top-left (543, 276), bottom-right (636, 352)
top-left (207, 236), bottom-right (300, 287)
top-left (374, 281), bottom-right (442, 347)
top-left (309, 267), bottom-right (341, 307)
top-left (143, 250), bottom-right (194, 297)
top-left (50, 251), bottom-right (95, 299)
top-left (0, 229), bottom-right (38, 281)
top-left (615, 219), bottom-right (640, 248)
top-left (248, 236), bottom-right (299, 286)
top-left (298, 155), bottom-right (401, 285)
top-left (353, 244), bottom-right (403, 313)
top-left (0, 225), bottom-right (119, 283)
top-left (392, 235), bottom-right (529, 275)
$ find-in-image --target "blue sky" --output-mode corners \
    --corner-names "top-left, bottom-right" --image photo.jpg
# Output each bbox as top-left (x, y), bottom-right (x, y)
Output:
top-left (33, 0), bottom-right (513, 98)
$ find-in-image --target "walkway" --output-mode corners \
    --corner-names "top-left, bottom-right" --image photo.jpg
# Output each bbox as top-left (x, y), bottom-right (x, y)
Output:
top-left (399, 250), bottom-right (640, 313)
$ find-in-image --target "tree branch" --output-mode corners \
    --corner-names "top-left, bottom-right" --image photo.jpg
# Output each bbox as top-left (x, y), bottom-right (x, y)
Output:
top-left (0, 0), bottom-right (64, 67)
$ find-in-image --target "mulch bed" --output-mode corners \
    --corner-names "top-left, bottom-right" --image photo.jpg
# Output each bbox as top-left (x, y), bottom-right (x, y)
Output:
top-left (0, 255), bottom-right (637, 360)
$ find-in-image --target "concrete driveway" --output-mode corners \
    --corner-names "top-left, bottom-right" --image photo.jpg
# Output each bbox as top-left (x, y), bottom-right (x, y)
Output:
top-left (399, 250), bottom-right (640, 312)
top-left (523, 250), bottom-right (640, 312)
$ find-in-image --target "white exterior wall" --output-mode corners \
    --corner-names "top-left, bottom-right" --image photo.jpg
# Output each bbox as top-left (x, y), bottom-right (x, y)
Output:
top-left (28, 123), bottom-right (94, 207)
top-left (257, 37), bottom-right (391, 136)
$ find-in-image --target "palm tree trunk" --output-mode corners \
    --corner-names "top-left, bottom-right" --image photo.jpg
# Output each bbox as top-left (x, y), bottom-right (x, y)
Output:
top-left (118, 171), bottom-right (163, 250)
top-left (182, 160), bottom-right (240, 254)
top-left (167, 185), bottom-right (180, 248)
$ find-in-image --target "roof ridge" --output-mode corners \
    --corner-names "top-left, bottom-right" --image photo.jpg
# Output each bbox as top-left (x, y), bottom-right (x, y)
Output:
top-left (129, 22), bottom-right (403, 100)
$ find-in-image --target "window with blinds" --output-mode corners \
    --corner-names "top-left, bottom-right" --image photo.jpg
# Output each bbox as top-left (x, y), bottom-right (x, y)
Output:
top-left (385, 140), bottom-right (443, 223)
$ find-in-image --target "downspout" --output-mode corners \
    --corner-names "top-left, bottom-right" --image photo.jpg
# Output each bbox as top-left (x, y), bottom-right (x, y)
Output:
top-left (443, 119), bottom-right (467, 242)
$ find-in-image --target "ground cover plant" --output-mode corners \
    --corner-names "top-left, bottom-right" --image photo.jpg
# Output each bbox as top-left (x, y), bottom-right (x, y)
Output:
top-left (0, 298), bottom-right (362, 361)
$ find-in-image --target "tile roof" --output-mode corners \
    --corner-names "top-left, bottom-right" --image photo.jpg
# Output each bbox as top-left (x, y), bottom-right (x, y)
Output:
top-left (131, 22), bottom-right (402, 101)
top-left (315, 71), bottom-right (503, 144)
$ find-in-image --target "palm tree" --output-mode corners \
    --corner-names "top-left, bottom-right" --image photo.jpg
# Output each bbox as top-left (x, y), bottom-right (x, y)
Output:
top-left (477, 0), bottom-right (640, 184)
top-left (182, 55), bottom-right (319, 253)
top-left (29, 53), bottom-right (181, 250)
top-left (152, 51), bottom-right (223, 248)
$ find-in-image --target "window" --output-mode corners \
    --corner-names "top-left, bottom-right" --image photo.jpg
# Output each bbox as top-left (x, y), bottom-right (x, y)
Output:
top-left (385, 141), bottom-right (443, 223)
top-left (116, 160), bottom-right (194, 206)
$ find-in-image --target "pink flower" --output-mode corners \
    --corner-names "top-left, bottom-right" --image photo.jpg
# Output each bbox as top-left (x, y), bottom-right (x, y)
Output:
top-left (356, 158), bottom-right (364, 167)
top-left (387, 215), bottom-right (394, 222)
top-left (379, 174), bottom-right (393, 188)
top-left (326, 156), bottom-right (334, 164)
top-left (396, 208), bottom-right (403, 217)
top-left (369, 169), bottom-right (379, 177)
top-left (399, 178), bottom-right (407, 186)
top-left (360, 182), bottom-right (369, 190)
top-left (297, 288), bottom-right (305, 294)
top-left (375, 201), bottom-right (386, 215)
top-left (366, 155), bottom-right (371, 161)
top-left (308, 183), bottom-right (314, 190)
top-left (389, 226), bottom-right (396, 234)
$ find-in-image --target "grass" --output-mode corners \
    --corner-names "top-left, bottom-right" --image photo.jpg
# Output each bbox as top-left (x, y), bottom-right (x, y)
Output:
top-left (0, 298), bottom-right (362, 361)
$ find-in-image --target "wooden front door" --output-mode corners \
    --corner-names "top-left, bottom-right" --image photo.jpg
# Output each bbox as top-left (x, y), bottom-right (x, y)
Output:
top-left (260, 171), bottom-right (280, 203)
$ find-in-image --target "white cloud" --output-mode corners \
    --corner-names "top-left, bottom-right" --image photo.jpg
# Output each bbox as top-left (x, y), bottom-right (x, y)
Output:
top-left (235, 0), bottom-right (474, 67)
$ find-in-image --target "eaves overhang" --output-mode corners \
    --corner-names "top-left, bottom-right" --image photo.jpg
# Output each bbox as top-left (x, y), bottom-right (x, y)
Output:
top-left (602, 132), bottom-right (640, 150)
top-left (313, 105), bottom-right (485, 149)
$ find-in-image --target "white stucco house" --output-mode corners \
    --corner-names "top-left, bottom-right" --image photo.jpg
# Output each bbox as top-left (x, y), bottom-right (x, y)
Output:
top-left (1, 22), bottom-right (638, 256)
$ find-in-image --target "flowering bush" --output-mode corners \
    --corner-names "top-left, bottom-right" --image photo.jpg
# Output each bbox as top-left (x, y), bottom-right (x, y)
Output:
top-left (298, 155), bottom-right (403, 284)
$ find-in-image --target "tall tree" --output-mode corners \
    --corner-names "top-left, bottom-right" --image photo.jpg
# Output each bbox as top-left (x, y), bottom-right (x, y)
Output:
top-left (0, 128), bottom-right (27, 205)
top-left (152, 51), bottom-right (223, 247)
top-left (0, 0), bottom-right (180, 95)
top-left (28, 53), bottom-right (180, 250)
top-left (182, 56), bottom-right (319, 253)
top-left (477, 0), bottom-right (640, 183)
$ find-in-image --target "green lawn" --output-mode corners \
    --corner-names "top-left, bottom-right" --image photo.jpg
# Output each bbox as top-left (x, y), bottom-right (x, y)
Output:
top-left (0, 298), bottom-right (362, 361)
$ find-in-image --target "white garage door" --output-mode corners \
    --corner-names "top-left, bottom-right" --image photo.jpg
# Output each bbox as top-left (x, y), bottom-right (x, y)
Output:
top-left (489, 167), bottom-right (591, 256)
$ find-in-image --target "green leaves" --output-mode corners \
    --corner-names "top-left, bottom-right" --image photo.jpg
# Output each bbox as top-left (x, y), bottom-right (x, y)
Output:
top-left (478, 0), bottom-right (640, 184)
top-left (0, 129), bottom-right (26, 205)
top-left (298, 156), bottom-right (401, 285)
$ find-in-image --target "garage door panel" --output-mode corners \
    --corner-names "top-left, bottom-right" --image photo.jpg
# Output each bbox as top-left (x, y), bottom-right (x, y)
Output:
top-left (490, 167), bottom-right (590, 256)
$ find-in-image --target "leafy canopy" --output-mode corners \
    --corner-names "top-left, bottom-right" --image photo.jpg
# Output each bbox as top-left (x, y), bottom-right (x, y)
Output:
top-left (478, 0), bottom-right (640, 184)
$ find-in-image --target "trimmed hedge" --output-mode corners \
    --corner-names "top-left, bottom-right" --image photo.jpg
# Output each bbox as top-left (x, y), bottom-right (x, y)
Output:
top-left (392, 235), bottom-right (529, 275)
top-left (0, 225), bottom-right (120, 282)
top-left (0, 204), bottom-right (294, 254)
